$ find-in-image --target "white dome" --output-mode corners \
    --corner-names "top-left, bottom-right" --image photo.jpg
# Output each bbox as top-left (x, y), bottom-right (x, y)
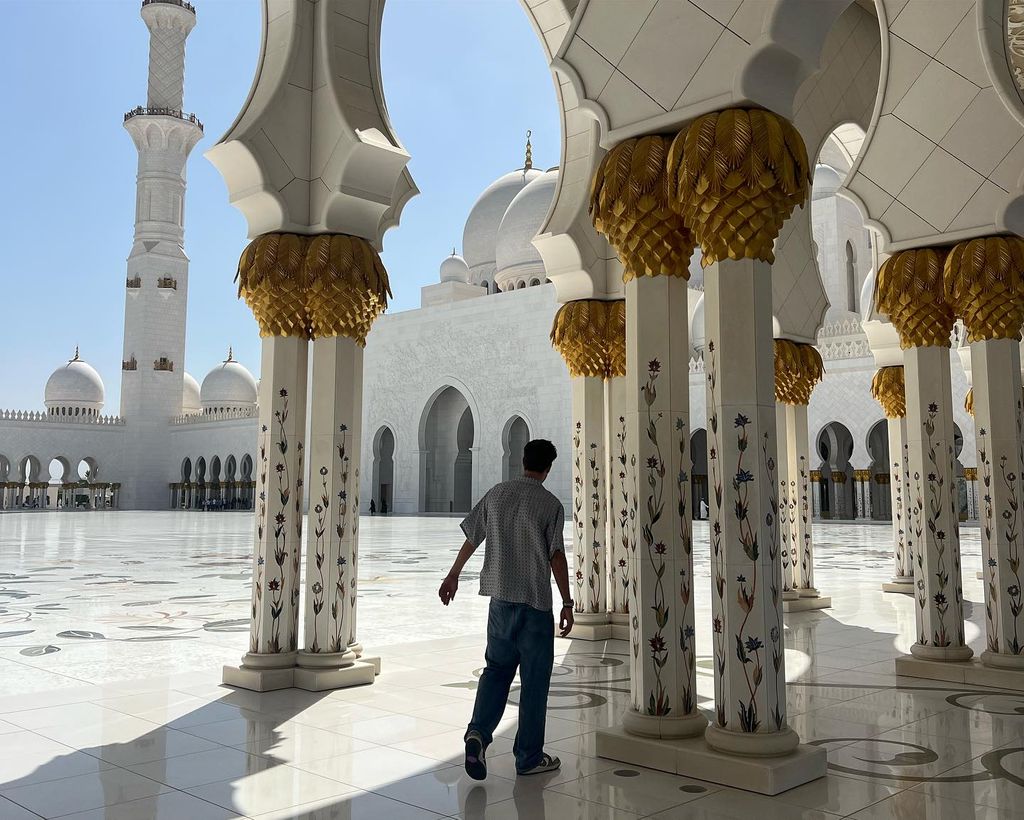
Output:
top-left (860, 266), bottom-right (878, 320)
top-left (812, 164), bottom-right (843, 200)
top-left (44, 349), bottom-right (104, 415)
top-left (200, 350), bottom-right (257, 412)
top-left (182, 372), bottom-right (202, 414)
top-left (439, 252), bottom-right (470, 283)
top-left (463, 167), bottom-right (543, 277)
top-left (494, 168), bottom-right (557, 291)
top-left (690, 294), bottom-right (705, 356)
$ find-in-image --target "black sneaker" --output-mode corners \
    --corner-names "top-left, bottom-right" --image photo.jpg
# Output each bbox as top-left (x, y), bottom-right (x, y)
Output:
top-left (465, 731), bottom-right (486, 780)
top-left (518, 753), bottom-right (561, 775)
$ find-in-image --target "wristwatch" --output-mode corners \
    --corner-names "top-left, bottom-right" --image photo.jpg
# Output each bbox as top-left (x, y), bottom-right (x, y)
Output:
top-left (561, 599), bottom-right (574, 609)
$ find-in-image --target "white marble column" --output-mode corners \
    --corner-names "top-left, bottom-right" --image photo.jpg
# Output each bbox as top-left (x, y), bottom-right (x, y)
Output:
top-left (972, 339), bottom-right (1024, 668)
top-left (904, 344), bottom-right (971, 661)
top-left (811, 473), bottom-right (822, 519)
top-left (705, 260), bottom-right (794, 754)
top-left (776, 404), bottom-right (795, 600)
top-left (296, 336), bottom-right (375, 690)
top-left (224, 336), bottom-right (309, 691)
top-left (623, 274), bottom-right (704, 738)
top-left (785, 401), bottom-right (826, 608)
top-left (883, 415), bottom-right (915, 593)
top-left (831, 472), bottom-right (847, 519)
top-left (569, 375), bottom-right (611, 638)
top-left (607, 375), bottom-right (631, 623)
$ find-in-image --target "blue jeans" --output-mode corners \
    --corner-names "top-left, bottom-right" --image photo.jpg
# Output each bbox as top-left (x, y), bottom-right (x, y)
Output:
top-left (466, 598), bottom-right (554, 772)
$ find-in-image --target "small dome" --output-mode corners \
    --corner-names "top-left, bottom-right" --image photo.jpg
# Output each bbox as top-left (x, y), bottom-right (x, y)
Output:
top-left (182, 372), bottom-right (202, 414)
top-left (494, 167), bottom-right (557, 291)
top-left (44, 348), bottom-right (104, 415)
top-left (200, 349), bottom-right (257, 412)
top-left (812, 164), bottom-right (843, 200)
top-left (439, 251), bottom-right (470, 283)
top-left (690, 294), bottom-right (705, 356)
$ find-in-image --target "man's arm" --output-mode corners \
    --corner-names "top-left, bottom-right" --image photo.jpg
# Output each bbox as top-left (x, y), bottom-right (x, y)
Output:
top-left (439, 539), bottom-right (477, 605)
top-left (550, 550), bottom-right (574, 637)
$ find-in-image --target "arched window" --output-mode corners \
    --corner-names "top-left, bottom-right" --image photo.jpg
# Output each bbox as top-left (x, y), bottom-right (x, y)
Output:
top-left (845, 240), bottom-right (857, 312)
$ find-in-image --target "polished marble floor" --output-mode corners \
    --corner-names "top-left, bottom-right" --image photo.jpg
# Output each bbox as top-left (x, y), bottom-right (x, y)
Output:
top-left (0, 511), bottom-right (1020, 818)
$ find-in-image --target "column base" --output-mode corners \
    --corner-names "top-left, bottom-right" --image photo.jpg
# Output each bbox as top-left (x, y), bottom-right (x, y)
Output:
top-left (782, 590), bottom-right (799, 601)
top-left (783, 590), bottom-right (831, 613)
top-left (610, 612), bottom-right (630, 641)
top-left (909, 643), bottom-right (974, 662)
top-left (293, 661), bottom-right (376, 692)
top-left (564, 612), bottom-right (612, 641)
top-left (980, 650), bottom-right (1024, 671)
top-left (896, 654), bottom-right (1024, 691)
top-left (621, 708), bottom-right (707, 739)
top-left (296, 650), bottom-right (356, 670)
top-left (596, 726), bottom-right (826, 796)
top-left (222, 664), bottom-right (296, 692)
top-left (348, 642), bottom-right (364, 659)
top-left (882, 577), bottom-right (914, 594)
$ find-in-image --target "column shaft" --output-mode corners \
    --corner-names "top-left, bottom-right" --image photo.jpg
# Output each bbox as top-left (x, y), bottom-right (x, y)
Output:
top-left (776, 404), bottom-right (795, 597)
top-left (607, 375), bottom-right (631, 616)
top-left (886, 418), bottom-right (914, 587)
top-left (786, 403), bottom-right (816, 595)
top-left (973, 339), bottom-right (1024, 668)
top-left (705, 259), bottom-right (794, 754)
top-left (623, 275), bottom-right (703, 737)
top-left (905, 345), bottom-right (971, 660)
top-left (571, 376), bottom-right (608, 617)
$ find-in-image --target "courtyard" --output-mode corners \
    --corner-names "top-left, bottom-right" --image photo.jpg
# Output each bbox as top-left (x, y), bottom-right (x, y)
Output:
top-left (0, 512), bottom-right (1021, 818)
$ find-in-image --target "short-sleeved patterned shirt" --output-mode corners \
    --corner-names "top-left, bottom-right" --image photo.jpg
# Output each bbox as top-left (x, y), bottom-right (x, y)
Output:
top-left (460, 476), bottom-right (565, 612)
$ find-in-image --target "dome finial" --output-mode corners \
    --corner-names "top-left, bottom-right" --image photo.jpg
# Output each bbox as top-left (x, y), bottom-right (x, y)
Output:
top-left (524, 130), bottom-right (532, 171)
top-left (71, 346), bottom-right (80, 362)
top-left (225, 346), bottom-right (234, 362)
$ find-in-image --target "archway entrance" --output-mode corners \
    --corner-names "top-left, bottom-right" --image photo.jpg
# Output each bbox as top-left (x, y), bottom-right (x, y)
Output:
top-left (502, 416), bottom-right (530, 481)
top-left (420, 386), bottom-right (475, 513)
top-left (372, 427), bottom-right (396, 513)
top-left (690, 429), bottom-right (708, 519)
top-left (816, 421), bottom-right (854, 520)
top-left (866, 419), bottom-right (890, 520)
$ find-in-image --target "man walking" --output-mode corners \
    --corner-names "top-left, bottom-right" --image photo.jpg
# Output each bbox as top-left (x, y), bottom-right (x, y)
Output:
top-left (438, 439), bottom-right (573, 780)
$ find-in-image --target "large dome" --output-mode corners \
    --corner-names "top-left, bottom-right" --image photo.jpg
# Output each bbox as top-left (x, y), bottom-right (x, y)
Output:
top-left (45, 348), bottom-right (105, 417)
top-left (182, 372), bottom-right (202, 415)
top-left (200, 350), bottom-right (257, 413)
top-left (494, 168), bottom-right (557, 291)
top-left (462, 167), bottom-right (543, 281)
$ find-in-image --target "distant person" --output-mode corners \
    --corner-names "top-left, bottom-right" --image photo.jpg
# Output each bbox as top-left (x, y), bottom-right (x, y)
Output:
top-left (369, 499), bottom-right (376, 516)
top-left (438, 438), bottom-right (571, 781)
top-left (380, 498), bottom-right (388, 516)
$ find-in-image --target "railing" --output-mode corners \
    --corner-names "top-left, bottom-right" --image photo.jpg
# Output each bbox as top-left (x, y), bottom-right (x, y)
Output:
top-left (124, 106), bottom-right (203, 131)
top-left (157, 276), bottom-right (177, 290)
top-left (141, 0), bottom-right (196, 15)
top-left (122, 356), bottom-right (137, 371)
top-left (126, 276), bottom-right (141, 289)
top-left (0, 409), bottom-right (125, 425)
top-left (170, 406), bottom-right (259, 425)
top-left (153, 357), bottom-right (175, 372)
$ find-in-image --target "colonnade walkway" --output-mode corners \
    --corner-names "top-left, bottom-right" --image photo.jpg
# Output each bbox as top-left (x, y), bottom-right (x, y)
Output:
top-left (0, 512), bottom-right (1020, 817)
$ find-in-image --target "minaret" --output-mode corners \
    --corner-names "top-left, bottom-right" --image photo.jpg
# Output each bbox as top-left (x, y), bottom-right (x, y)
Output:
top-left (120, 0), bottom-right (202, 507)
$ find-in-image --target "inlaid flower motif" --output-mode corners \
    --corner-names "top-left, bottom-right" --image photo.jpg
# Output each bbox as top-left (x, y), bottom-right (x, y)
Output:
top-left (268, 578), bottom-right (281, 591)
top-left (649, 635), bottom-right (666, 653)
top-left (654, 542), bottom-right (666, 555)
top-left (713, 616), bottom-right (722, 633)
top-left (744, 636), bottom-right (763, 653)
top-left (311, 582), bottom-right (323, 595)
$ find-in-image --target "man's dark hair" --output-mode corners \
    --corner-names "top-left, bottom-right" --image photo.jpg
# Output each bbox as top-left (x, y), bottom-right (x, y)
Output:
top-left (523, 439), bottom-right (557, 473)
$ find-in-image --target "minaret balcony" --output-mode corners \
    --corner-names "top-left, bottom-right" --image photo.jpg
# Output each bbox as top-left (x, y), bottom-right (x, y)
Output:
top-left (157, 276), bottom-right (177, 297)
top-left (126, 276), bottom-right (142, 298)
top-left (124, 106), bottom-right (203, 132)
top-left (153, 357), bottom-right (175, 372)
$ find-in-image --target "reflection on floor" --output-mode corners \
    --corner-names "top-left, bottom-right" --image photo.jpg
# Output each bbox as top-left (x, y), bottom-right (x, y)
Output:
top-left (0, 512), bottom-right (1019, 818)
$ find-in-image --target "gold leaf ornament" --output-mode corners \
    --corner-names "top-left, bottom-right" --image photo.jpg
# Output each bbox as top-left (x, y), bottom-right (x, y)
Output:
top-left (550, 299), bottom-right (626, 378)
top-left (236, 233), bottom-right (391, 344)
top-left (773, 340), bottom-right (824, 405)
top-left (590, 136), bottom-right (694, 282)
top-left (669, 108), bottom-right (810, 266)
top-left (871, 366), bottom-right (906, 419)
top-left (875, 247), bottom-right (953, 349)
top-left (964, 388), bottom-right (974, 418)
top-left (943, 236), bottom-right (1024, 342)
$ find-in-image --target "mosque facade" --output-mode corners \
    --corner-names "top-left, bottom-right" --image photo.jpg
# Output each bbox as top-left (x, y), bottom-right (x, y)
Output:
top-left (0, 1), bottom-right (981, 524)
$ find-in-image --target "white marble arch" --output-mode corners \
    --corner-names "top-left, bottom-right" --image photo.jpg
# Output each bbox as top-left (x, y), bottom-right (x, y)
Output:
top-left (500, 411), bottom-right (534, 481)
top-left (417, 380), bottom-right (483, 514)
top-left (842, 0), bottom-right (1024, 253)
top-left (370, 422), bottom-right (399, 512)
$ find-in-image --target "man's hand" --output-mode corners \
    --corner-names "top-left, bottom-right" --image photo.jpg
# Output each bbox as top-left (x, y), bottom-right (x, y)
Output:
top-left (559, 606), bottom-right (574, 637)
top-left (439, 574), bottom-right (459, 606)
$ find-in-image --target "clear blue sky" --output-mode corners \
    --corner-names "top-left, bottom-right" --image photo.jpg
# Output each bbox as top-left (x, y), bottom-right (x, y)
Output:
top-left (0, 0), bottom-right (558, 412)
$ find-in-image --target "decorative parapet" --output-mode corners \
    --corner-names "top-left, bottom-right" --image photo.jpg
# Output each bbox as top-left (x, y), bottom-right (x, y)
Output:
top-left (142, 0), bottom-right (195, 13)
top-left (0, 409), bottom-right (125, 425)
top-left (122, 356), bottom-right (137, 371)
top-left (157, 276), bottom-right (177, 290)
top-left (153, 357), bottom-right (174, 371)
top-left (124, 106), bottom-right (203, 131)
top-left (689, 355), bottom-right (705, 374)
top-left (126, 276), bottom-right (141, 289)
top-left (816, 318), bottom-right (871, 361)
top-left (170, 406), bottom-right (259, 425)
